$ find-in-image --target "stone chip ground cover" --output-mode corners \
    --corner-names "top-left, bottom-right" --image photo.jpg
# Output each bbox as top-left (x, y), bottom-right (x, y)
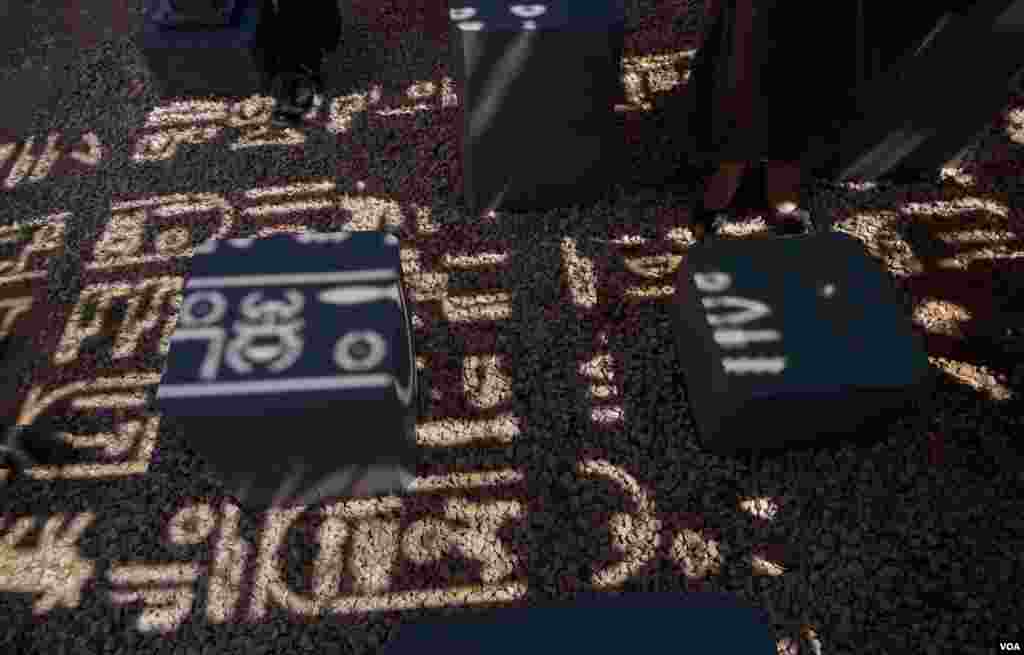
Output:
top-left (1, 2), bottom-right (1023, 654)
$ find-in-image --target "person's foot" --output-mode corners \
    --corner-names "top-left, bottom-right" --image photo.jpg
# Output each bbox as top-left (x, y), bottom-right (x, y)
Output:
top-left (770, 208), bottom-right (815, 236)
top-left (689, 196), bottom-right (730, 243)
top-left (270, 64), bottom-right (321, 128)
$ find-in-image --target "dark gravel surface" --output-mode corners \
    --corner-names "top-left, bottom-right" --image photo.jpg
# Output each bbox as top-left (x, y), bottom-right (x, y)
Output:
top-left (1, 2), bottom-right (1023, 654)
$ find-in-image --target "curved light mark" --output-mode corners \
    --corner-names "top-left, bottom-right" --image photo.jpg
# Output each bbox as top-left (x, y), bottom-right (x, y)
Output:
top-left (576, 459), bottom-right (660, 587)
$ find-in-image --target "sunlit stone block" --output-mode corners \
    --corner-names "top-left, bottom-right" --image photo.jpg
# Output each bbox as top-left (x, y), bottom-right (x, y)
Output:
top-left (156, 231), bottom-right (419, 510)
top-left (671, 230), bottom-right (933, 455)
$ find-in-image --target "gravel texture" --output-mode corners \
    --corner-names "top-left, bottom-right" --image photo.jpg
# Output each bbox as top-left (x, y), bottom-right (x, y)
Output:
top-left (2, 2), bottom-right (1024, 654)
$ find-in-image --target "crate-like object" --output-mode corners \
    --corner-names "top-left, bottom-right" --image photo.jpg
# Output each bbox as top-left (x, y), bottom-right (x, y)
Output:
top-left (380, 592), bottom-right (776, 654)
top-left (450, 0), bottom-right (626, 214)
top-left (140, 0), bottom-right (265, 98)
top-left (155, 231), bottom-right (418, 511)
top-left (671, 230), bottom-right (933, 455)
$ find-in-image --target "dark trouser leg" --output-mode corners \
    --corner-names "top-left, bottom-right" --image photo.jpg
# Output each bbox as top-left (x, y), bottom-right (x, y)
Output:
top-left (263, 0), bottom-right (342, 125)
top-left (690, 161), bottom-right (747, 241)
top-left (764, 160), bottom-right (813, 234)
top-left (262, 0), bottom-right (342, 74)
top-left (703, 161), bottom-right (747, 210)
top-left (764, 160), bottom-right (801, 214)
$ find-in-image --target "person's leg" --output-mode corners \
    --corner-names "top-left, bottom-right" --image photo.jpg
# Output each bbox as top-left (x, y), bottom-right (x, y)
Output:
top-left (704, 161), bottom-right (747, 210)
top-left (275, 0), bottom-right (342, 71)
top-left (764, 160), bottom-right (813, 234)
top-left (690, 161), bottom-right (747, 241)
top-left (764, 160), bottom-right (800, 213)
top-left (269, 0), bottom-right (342, 127)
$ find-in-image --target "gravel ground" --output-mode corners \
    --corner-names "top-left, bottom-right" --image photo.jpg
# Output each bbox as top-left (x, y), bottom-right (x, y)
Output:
top-left (2, 1), bottom-right (1023, 654)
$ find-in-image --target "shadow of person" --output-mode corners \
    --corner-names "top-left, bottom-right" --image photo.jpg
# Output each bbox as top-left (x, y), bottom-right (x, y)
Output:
top-left (1, 321), bottom-right (82, 481)
top-left (1, 421), bottom-right (80, 481)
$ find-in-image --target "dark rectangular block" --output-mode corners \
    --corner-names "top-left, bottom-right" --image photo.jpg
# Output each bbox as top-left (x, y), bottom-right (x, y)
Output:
top-left (671, 230), bottom-right (933, 456)
top-left (140, 0), bottom-right (265, 98)
top-left (150, 0), bottom-right (240, 28)
top-left (380, 592), bottom-right (776, 655)
top-left (450, 1), bottom-right (626, 214)
top-left (155, 231), bottom-right (419, 510)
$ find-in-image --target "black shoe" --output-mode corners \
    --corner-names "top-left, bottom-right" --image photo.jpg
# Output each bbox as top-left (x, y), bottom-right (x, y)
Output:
top-left (689, 196), bottom-right (730, 243)
top-left (270, 65), bottom-right (321, 128)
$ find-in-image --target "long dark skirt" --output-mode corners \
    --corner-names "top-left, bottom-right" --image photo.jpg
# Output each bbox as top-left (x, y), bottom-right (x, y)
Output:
top-left (687, 0), bottom-right (860, 165)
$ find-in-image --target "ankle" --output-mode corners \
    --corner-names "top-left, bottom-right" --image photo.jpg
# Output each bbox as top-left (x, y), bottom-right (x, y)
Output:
top-left (700, 193), bottom-right (734, 213)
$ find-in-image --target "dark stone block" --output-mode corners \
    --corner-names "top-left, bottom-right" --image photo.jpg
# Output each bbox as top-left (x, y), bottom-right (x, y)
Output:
top-left (379, 592), bottom-right (777, 654)
top-left (671, 230), bottom-right (933, 456)
top-left (155, 231), bottom-right (419, 511)
top-left (449, 1), bottom-right (626, 214)
top-left (150, 0), bottom-right (240, 28)
top-left (139, 0), bottom-right (265, 98)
